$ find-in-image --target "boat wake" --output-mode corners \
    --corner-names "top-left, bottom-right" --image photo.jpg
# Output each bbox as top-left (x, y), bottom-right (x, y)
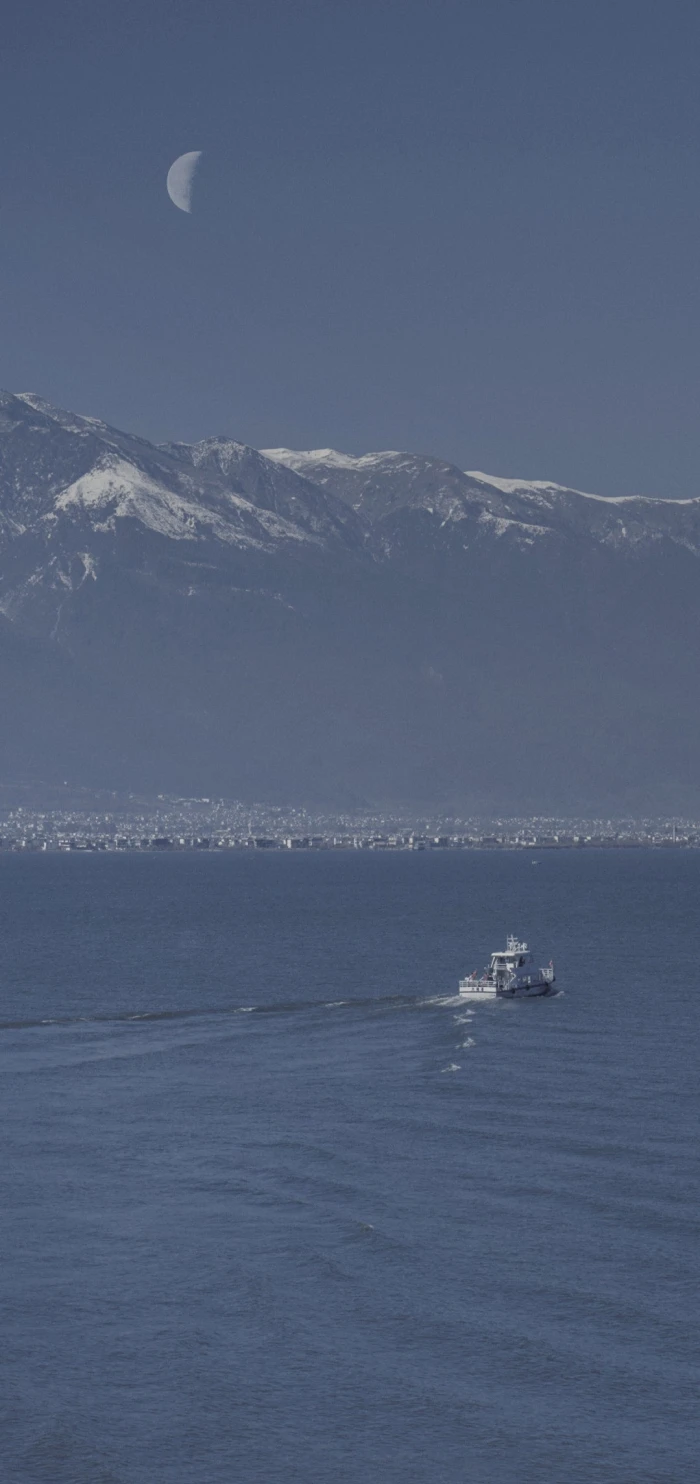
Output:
top-left (0, 989), bottom-right (467, 1034)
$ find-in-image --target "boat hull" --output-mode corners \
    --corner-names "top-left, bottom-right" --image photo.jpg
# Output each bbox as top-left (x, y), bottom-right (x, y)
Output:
top-left (505, 979), bottom-right (556, 998)
top-left (458, 977), bottom-right (556, 999)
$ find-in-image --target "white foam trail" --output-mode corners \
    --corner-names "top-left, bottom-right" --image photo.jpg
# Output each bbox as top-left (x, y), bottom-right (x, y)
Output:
top-left (457, 1038), bottom-right (475, 1049)
top-left (441, 1062), bottom-right (461, 1073)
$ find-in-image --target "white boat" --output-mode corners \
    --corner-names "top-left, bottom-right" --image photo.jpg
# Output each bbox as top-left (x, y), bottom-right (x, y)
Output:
top-left (459, 935), bottom-right (555, 997)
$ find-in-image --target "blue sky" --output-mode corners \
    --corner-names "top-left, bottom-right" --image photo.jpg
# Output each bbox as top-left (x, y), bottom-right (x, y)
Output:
top-left (2, 0), bottom-right (700, 494)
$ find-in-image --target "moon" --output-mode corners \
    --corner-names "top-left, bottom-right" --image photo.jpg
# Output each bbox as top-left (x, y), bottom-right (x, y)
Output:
top-left (166, 151), bottom-right (202, 214)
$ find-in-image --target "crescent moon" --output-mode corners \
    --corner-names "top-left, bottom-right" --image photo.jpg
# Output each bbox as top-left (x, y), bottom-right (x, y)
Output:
top-left (166, 151), bottom-right (202, 214)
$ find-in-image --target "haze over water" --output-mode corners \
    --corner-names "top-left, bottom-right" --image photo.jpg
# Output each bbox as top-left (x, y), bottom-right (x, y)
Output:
top-left (1, 850), bottom-right (698, 1483)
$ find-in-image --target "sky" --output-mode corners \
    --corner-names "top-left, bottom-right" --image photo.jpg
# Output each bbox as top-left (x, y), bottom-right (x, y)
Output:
top-left (2, 0), bottom-right (700, 495)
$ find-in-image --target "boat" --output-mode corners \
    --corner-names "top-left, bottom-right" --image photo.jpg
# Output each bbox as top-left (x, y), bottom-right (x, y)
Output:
top-left (459, 935), bottom-right (555, 997)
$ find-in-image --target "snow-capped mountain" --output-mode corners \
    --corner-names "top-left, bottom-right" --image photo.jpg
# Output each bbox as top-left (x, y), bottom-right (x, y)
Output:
top-left (0, 394), bottom-right (370, 635)
top-left (2, 394), bottom-right (700, 811)
top-left (0, 393), bottom-right (363, 557)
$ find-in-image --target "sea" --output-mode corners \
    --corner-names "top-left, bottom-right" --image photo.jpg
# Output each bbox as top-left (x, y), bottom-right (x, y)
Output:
top-left (1, 848), bottom-right (698, 1484)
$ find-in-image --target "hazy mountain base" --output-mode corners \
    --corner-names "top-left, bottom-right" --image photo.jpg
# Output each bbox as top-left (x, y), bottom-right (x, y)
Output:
top-left (1, 393), bottom-right (699, 813)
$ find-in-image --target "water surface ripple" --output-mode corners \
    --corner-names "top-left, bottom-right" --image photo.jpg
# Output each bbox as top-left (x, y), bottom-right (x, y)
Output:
top-left (1, 851), bottom-right (698, 1483)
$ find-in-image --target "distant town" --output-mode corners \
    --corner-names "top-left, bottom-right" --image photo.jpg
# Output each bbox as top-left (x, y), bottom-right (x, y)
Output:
top-left (0, 791), bottom-right (697, 852)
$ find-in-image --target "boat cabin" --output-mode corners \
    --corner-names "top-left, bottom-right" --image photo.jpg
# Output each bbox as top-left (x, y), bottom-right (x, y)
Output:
top-left (490, 936), bottom-right (530, 970)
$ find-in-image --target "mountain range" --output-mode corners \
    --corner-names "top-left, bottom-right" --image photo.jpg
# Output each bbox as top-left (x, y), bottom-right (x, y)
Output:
top-left (1, 390), bottom-right (699, 812)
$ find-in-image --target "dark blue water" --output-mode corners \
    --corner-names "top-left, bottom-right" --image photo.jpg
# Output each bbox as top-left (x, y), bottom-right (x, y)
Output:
top-left (1, 850), bottom-right (698, 1484)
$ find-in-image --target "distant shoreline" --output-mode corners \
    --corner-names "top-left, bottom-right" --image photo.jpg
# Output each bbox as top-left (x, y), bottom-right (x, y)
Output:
top-left (1, 839), bottom-right (697, 856)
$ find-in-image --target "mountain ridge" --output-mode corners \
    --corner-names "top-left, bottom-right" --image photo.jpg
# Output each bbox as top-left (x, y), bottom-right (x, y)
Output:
top-left (262, 445), bottom-right (700, 555)
top-left (1, 392), bottom-right (699, 812)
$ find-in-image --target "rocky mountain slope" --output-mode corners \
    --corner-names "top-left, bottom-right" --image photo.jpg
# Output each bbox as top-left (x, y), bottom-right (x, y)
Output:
top-left (2, 392), bottom-right (699, 811)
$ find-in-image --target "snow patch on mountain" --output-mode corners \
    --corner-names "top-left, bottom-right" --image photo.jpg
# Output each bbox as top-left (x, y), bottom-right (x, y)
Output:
top-left (54, 460), bottom-right (235, 542)
top-left (52, 457), bottom-right (318, 547)
top-left (77, 551), bottom-right (98, 582)
top-left (467, 468), bottom-right (700, 508)
top-left (262, 447), bottom-right (402, 473)
top-left (467, 470), bottom-right (595, 500)
top-left (477, 510), bottom-right (553, 541)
